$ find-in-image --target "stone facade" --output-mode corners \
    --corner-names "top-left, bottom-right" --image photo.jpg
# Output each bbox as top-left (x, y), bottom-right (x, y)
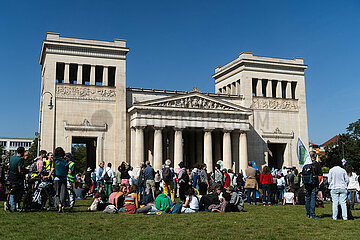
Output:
top-left (39, 33), bottom-right (309, 173)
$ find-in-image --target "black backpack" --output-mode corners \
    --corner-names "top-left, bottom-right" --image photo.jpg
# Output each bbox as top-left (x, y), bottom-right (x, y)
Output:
top-left (162, 167), bottom-right (172, 182)
top-left (103, 170), bottom-right (110, 182)
top-left (302, 164), bottom-right (316, 185)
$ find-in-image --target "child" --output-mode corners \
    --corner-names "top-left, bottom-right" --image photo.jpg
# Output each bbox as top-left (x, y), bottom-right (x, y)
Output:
top-left (283, 186), bottom-right (295, 206)
top-left (209, 192), bottom-right (231, 212)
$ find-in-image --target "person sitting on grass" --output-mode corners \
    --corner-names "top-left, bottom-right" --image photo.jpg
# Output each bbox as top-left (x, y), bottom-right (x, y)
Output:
top-left (181, 187), bottom-right (200, 213)
top-left (114, 184), bottom-right (127, 209)
top-left (120, 185), bottom-right (152, 214)
top-left (226, 186), bottom-right (245, 212)
top-left (208, 192), bottom-right (231, 213)
top-left (283, 186), bottom-right (295, 206)
top-left (109, 185), bottom-right (120, 205)
top-left (154, 189), bottom-right (173, 212)
top-left (199, 186), bottom-right (220, 211)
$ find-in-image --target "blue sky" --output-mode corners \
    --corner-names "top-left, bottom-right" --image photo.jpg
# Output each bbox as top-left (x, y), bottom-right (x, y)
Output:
top-left (1, 0), bottom-right (359, 144)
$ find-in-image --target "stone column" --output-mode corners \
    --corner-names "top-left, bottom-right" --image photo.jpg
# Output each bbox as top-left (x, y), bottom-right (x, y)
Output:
top-left (286, 81), bottom-right (292, 99)
top-left (256, 79), bottom-right (262, 97)
top-left (223, 130), bottom-right (232, 170)
top-left (204, 129), bottom-right (213, 172)
top-left (174, 128), bottom-right (183, 169)
top-left (77, 64), bottom-right (83, 84)
top-left (153, 127), bottom-right (163, 171)
top-left (239, 132), bottom-right (248, 174)
top-left (103, 66), bottom-right (108, 86)
top-left (90, 65), bottom-right (96, 85)
top-left (266, 80), bottom-right (272, 98)
top-left (130, 127), bottom-right (136, 166)
top-left (276, 80), bottom-right (282, 98)
top-left (64, 63), bottom-right (70, 83)
top-left (135, 126), bottom-right (145, 167)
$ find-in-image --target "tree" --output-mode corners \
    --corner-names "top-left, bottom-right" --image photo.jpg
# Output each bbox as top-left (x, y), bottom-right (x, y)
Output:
top-left (27, 138), bottom-right (38, 166)
top-left (72, 144), bottom-right (87, 174)
top-left (323, 119), bottom-right (360, 173)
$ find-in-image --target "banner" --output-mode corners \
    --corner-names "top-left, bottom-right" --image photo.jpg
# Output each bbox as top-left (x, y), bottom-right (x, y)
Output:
top-left (297, 137), bottom-right (312, 168)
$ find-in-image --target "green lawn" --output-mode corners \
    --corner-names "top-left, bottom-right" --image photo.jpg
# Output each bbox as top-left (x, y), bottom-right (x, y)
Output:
top-left (0, 199), bottom-right (359, 240)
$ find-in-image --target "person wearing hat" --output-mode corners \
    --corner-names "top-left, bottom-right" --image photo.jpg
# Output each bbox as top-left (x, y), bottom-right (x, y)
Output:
top-left (65, 152), bottom-right (76, 210)
top-left (161, 159), bottom-right (175, 203)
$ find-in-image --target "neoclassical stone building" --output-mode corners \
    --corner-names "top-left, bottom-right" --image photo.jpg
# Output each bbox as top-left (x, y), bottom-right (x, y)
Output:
top-left (39, 32), bottom-right (309, 172)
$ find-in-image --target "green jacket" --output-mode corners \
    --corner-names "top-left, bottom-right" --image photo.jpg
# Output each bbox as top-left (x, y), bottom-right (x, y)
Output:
top-left (155, 193), bottom-right (171, 212)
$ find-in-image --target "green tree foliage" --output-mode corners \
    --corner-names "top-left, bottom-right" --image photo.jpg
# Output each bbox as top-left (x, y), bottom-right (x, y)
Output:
top-left (72, 144), bottom-right (87, 174)
top-left (323, 119), bottom-right (360, 173)
top-left (26, 138), bottom-right (38, 166)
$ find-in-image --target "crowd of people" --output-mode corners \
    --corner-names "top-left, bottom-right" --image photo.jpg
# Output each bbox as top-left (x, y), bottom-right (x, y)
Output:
top-left (1, 146), bottom-right (359, 219)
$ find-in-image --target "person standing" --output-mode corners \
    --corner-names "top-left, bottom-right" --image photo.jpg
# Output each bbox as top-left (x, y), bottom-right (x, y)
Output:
top-left (144, 161), bottom-right (156, 200)
top-left (65, 153), bottom-right (76, 210)
top-left (6, 147), bottom-right (25, 212)
top-left (46, 147), bottom-right (68, 213)
top-left (198, 164), bottom-right (209, 195)
top-left (95, 161), bottom-right (105, 192)
top-left (214, 164), bottom-right (223, 187)
top-left (245, 161), bottom-right (258, 205)
top-left (328, 159), bottom-right (349, 220)
top-left (178, 162), bottom-right (189, 202)
top-left (162, 159), bottom-right (175, 203)
top-left (345, 165), bottom-right (359, 210)
top-left (260, 166), bottom-right (273, 206)
top-left (102, 162), bottom-right (115, 200)
top-left (302, 152), bottom-right (322, 219)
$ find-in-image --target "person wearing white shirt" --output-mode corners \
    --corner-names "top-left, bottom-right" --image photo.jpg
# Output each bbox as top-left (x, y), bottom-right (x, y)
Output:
top-left (328, 159), bottom-right (349, 220)
top-left (345, 165), bottom-right (359, 210)
top-left (102, 163), bottom-right (115, 199)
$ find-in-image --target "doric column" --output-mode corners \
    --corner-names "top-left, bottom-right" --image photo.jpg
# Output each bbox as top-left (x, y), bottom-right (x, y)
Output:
top-left (90, 65), bottom-right (96, 85)
top-left (130, 127), bottom-right (136, 166)
top-left (204, 129), bottom-right (213, 172)
top-left (153, 127), bottom-right (163, 171)
top-left (256, 79), bottom-right (262, 97)
top-left (223, 130), bottom-right (232, 170)
top-left (103, 66), bottom-right (108, 86)
top-left (266, 80), bottom-right (272, 98)
top-left (64, 63), bottom-right (70, 83)
top-left (239, 132), bottom-right (248, 174)
top-left (77, 64), bottom-right (83, 84)
top-left (174, 127), bottom-right (183, 169)
top-left (135, 126), bottom-right (145, 167)
top-left (276, 80), bottom-right (282, 98)
top-left (286, 81), bottom-right (292, 99)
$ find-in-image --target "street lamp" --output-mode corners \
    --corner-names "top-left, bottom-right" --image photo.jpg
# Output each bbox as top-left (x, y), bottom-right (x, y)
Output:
top-left (37, 91), bottom-right (54, 156)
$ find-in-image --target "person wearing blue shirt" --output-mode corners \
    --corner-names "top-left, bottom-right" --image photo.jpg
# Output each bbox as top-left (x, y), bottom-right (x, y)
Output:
top-left (144, 161), bottom-right (155, 200)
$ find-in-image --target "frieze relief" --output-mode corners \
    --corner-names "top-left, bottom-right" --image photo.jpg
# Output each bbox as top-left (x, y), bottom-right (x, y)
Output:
top-left (149, 96), bottom-right (236, 111)
top-left (56, 85), bottom-right (116, 101)
top-left (252, 97), bottom-right (298, 111)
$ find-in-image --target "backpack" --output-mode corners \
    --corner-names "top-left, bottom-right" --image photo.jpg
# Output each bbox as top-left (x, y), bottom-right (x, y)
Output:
top-left (103, 170), bottom-right (110, 182)
top-left (302, 164), bottom-right (316, 185)
top-left (170, 202), bottom-right (182, 214)
top-left (179, 169), bottom-right (189, 183)
top-left (293, 174), bottom-right (300, 185)
top-left (103, 204), bottom-right (118, 214)
top-left (29, 161), bottom-right (38, 174)
top-left (162, 167), bottom-right (172, 182)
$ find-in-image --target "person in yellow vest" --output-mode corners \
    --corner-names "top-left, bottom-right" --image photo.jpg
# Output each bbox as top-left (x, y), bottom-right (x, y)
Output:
top-left (43, 152), bottom-right (53, 177)
top-left (65, 153), bottom-right (76, 210)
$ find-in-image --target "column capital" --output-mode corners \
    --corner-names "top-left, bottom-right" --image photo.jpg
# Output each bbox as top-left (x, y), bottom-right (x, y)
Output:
top-left (153, 126), bottom-right (164, 131)
top-left (173, 127), bottom-right (185, 131)
top-left (203, 128), bottom-right (214, 132)
top-left (223, 129), bottom-right (233, 133)
top-left (135, 126), bottom-right (146, 130)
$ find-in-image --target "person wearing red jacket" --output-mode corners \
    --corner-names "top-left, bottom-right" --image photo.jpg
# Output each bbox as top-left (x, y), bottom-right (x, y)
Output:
top-left (260, 166), bottom-right (273, 206)
top-left (223, 169), bottom-right (230, 187)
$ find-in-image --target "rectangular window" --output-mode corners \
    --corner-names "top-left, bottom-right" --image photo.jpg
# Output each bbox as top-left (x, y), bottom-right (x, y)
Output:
top-left (291, 82), bottom-right (297, 99)
top-left (95, 66), bottom-right (103, 86)
top-left (56, 62), bottom-right (65, 83)
top-left (108, 67), bottom-right (116, 87)
top-left (262, 79), bottom-right (268, 97)
top-left (69, 64), bottom-right (78, 84)
top-left (252, 78), bottom-right (258, 97)
top-left (82, 65), bottom-right (91, 85)
top-left (272, 80), bottom-right (277, 98)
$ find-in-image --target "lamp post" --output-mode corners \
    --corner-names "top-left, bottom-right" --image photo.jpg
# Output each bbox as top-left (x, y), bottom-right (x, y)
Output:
top-left (37, 91), bottom-right (54, 156)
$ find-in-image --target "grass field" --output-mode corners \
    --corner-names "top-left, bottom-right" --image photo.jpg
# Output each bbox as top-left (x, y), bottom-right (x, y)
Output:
top-left (0, 199), bottom-right (359, 240)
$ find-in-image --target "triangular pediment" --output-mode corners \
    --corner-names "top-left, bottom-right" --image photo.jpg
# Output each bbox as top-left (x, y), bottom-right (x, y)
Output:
top-left (135, 92), bottom-right (251, 113)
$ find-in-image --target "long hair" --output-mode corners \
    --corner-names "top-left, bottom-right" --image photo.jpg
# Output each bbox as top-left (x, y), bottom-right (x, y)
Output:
top-left (262, 166), bottom-right (271, 175)
top-left (345, 165), bottom-right (353, 177)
